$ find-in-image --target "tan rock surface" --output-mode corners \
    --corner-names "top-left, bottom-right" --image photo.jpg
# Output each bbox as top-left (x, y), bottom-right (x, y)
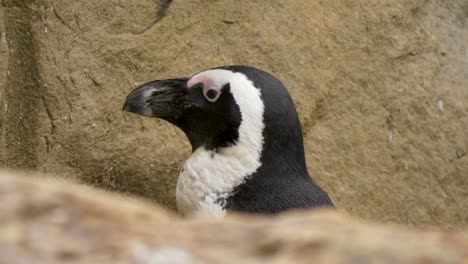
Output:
top-left (0, 0), bottom-right (467, 228)
top-left (0, 3), bottom-right (8, 164)
top-left (1, 170), bottom-right (467, 264)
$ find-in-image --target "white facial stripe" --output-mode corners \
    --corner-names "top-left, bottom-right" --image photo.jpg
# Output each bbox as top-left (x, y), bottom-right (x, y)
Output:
top-left (177, 69), bottom-right (265, 217)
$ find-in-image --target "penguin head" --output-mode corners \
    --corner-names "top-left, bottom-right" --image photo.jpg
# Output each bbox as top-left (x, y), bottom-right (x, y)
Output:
top-left (123, 65), bottom-right (304, 166)
top-left (123, 67), bottom-right (268, 153)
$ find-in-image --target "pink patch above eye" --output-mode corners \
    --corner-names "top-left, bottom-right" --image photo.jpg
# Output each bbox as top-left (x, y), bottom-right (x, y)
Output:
top-left (187, 75), bottom-right (215, 89)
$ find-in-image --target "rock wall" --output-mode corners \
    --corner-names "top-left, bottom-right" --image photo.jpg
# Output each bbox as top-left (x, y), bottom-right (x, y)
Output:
top-left (0, 170), bottom-right (467, 264)
top-left (0, 3), bottom-right (8, 164)
top-left (0, 0), bottom-right (467, 228)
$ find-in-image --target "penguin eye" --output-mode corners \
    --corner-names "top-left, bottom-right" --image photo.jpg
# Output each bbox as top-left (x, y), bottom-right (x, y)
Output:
top-left (203, 88), bottom-right (220, 103)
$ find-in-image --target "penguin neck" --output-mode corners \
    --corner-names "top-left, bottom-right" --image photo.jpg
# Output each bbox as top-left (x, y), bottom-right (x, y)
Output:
top-left (176, 121), bottom-right (264, 217)
top-left (259, 113), bottom-right (309, 177)
top-left (176, 70), bottom-right (266, 216)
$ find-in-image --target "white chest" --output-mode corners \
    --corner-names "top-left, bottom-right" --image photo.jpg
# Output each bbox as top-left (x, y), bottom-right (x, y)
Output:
top-left (176, 146), bottom-right (262, 217)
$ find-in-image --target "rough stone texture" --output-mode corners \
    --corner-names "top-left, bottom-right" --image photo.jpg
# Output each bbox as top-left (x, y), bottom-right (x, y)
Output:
top-left (0, 3), bottom-right (8, 164)
top-left (0, 170), bottom-right (467, 264)
top-left (0, 0), bottom-right (467, 228)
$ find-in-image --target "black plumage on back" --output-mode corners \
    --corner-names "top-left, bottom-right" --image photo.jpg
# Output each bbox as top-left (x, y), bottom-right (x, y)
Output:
top-left (219, 66), bottom-right (334, 213)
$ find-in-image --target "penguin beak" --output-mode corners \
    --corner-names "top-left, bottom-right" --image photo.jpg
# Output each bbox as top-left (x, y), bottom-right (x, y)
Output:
top-left (123, 78), bottom-right (190, 119)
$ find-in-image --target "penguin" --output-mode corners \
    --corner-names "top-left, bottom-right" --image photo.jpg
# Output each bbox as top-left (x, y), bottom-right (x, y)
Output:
top-left (123, 65), bottom-right (334, 217)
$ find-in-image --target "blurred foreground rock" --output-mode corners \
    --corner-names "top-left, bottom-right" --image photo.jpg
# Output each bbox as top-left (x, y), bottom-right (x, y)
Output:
top-left (1, 170), bottom-right (467, 264)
